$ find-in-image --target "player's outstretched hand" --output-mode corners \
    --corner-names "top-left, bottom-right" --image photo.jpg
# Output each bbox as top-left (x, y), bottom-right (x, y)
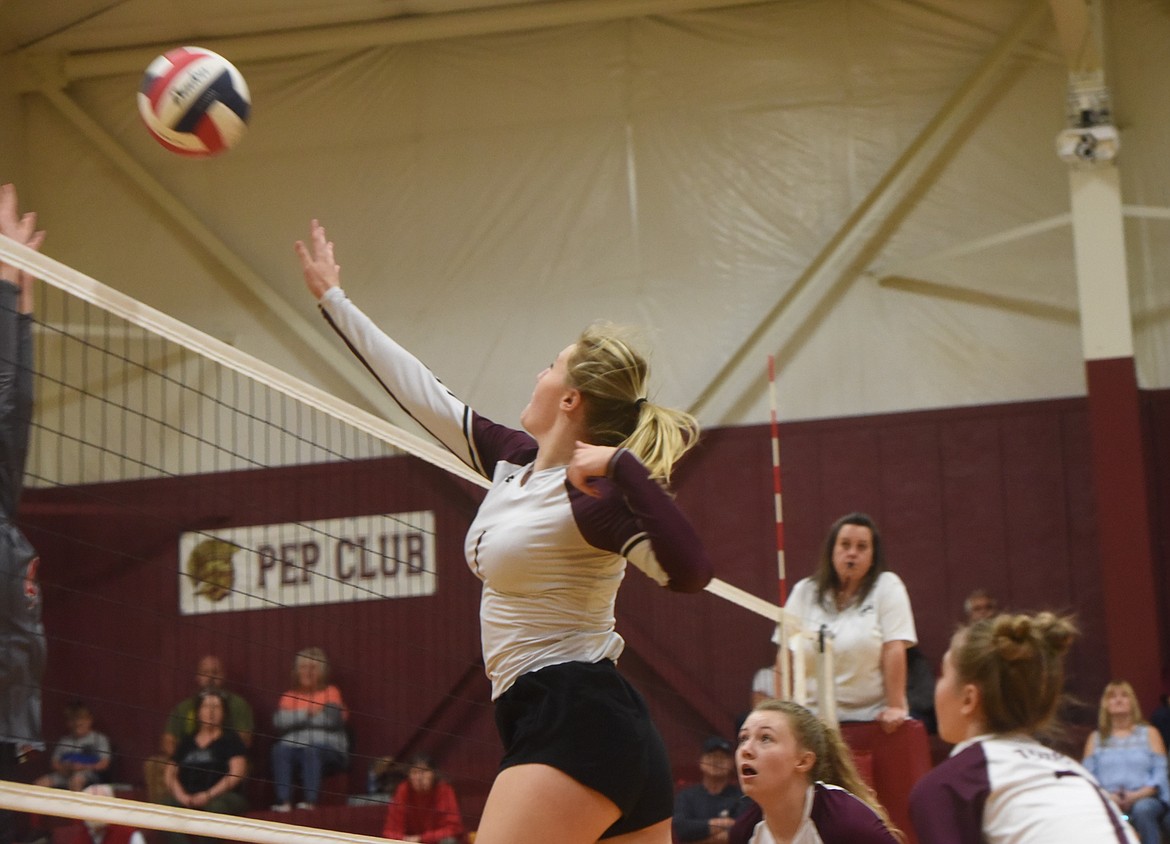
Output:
top-left (0, 183), bottom-right (47, 310)
top-left (567, 441), bottom-right (618, 498)
top-left (295, 218), bottom-right (341, 301)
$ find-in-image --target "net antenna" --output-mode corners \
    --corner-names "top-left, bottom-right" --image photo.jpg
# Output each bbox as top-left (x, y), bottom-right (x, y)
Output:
top-left (767, 354), bottom-right (794, 701)
top-left (766, 354), bottom-right (835, 724)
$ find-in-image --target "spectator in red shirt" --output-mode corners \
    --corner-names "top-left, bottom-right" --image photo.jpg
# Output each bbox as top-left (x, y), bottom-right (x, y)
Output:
top-left (382, 753), bottom-right (465, 844)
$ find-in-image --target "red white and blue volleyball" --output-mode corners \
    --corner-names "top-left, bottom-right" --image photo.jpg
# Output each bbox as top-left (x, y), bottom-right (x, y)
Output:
top-left (138, 47), bottom-right (251, 157)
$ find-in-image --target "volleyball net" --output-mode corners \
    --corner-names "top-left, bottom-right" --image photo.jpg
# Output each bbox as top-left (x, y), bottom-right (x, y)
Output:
top-left (0, 232), bottom-right (789, 843)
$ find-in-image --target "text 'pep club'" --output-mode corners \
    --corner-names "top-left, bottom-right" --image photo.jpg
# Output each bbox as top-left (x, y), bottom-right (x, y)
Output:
top-left (178, 512), bottom-right (437, 615)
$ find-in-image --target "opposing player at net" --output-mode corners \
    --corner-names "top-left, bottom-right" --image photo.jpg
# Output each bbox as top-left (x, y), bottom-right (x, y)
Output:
top-left (0, 183), bottom-right (47, 844)
top-left (296, 218), bottom-right (714, 844)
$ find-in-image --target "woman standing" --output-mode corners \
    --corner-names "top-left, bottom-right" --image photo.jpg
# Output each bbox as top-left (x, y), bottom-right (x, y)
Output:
top-left (296, 220), bottom-right (713, 844)
top-left (909, 612), bottom-right (1137, 843)
top-left (270, 646), bottom-right (349, 811)
top-left (735, 699), bottom-right (900, 843)
top-left (780, 513), bottom-right (916, 731)
top-left (163, 691), bottom-right (248, 841)
top-left (1083, 680), bottom-right (1170, 844)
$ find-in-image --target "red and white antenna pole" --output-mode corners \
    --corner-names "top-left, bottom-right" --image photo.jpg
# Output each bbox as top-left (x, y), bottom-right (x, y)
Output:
top-left (768, 354), bottom-right (787, 605)
top-left (769, 355), bottom-right (791, 699)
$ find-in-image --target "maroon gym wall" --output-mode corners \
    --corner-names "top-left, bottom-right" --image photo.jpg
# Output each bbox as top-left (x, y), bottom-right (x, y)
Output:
top-left (20, 389), bottom-right (1166, 824)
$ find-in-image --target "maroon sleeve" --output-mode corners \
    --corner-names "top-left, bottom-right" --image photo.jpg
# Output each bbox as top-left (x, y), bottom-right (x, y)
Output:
top-left (469, 413), bottom-right (537, 474)
top-left (569, 449), bottom-right (713, 593)
top-left (611, 450), bottom-right (712, 591)
top-left (810, 785), bottom-right (901, 844)
top-left (728, 800), bottom-right (762, 844)
top-left (908, 743), bottom-right (990, 844)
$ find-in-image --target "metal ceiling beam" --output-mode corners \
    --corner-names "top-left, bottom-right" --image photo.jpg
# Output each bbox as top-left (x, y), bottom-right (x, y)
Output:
top-left (686, 0), bottom-right (1051, 424)
top-left (873, 214), bottom-right (1071, 271)
top-left (876, 276), bottom-right (1079, 325)
top-left (12, 0), bottom-right (774, 85)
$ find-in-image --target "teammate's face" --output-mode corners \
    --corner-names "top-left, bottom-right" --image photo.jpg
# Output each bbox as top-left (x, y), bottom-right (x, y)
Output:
top-left (934, 638), bottom-right (979, 744)
top-left (520, 344), bottom-right (575, 437)
top-left (736, 710), bottom-right (813, 802)
top-left (831, 524), bottom-right (874, 588)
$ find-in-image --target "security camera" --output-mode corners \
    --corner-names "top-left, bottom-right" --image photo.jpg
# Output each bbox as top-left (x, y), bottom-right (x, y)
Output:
top-left (1056, 124), bottom-right (1119, 166)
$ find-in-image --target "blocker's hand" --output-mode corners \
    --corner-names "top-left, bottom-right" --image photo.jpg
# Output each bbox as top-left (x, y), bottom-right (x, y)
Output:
top-left (567, 441), bottom-right (618, 498)
top-left (0, 183), bottom-right (46, 301)
top-left (295, 218), bottom-right (341, 301)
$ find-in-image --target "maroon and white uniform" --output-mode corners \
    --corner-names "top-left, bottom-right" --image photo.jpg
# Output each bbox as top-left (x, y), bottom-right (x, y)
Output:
top-left (320, 288), bottom-right (712, 699)
top-left (746, 782), bottom-right (899, 844)
top-left (909, 734), bottom-right (1138, 844)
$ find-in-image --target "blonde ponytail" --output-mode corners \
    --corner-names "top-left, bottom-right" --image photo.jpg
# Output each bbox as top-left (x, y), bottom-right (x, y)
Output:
top-left (566, 323), bottom-right (698, 482)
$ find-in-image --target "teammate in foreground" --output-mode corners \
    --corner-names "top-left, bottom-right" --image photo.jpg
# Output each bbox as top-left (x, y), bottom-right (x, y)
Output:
top-left (296, 220), bottom-right (713, 844)
top-left (909, 612), bottom-right (1137, 843)
top-left (735, 699), bottom-right (900, 844)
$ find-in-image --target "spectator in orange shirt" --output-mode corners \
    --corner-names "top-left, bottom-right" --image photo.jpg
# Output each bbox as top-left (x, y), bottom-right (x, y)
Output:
top-left (270, 647), bottom-right (348, 811)
top-left (382, 753), bottom-right (465, 844)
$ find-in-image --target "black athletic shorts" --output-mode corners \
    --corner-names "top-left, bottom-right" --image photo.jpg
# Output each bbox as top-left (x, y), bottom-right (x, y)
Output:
top-left (494, 659), bottom-right (673, 839)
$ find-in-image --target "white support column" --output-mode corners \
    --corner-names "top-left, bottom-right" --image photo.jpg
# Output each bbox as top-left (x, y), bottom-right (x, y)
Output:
top-left (1053, 0), bottom-right (1163, 711)
top-left (1069, 164), bottom-right (1133, 360)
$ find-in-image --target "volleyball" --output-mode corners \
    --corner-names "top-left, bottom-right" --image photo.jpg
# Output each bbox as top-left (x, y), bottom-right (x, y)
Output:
top-left (137, 46), bottom-right (251, 157)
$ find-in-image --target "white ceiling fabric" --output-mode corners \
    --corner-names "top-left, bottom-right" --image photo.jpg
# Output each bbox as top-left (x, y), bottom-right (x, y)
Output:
top-left (1, 0), bottom-right (1168, 432)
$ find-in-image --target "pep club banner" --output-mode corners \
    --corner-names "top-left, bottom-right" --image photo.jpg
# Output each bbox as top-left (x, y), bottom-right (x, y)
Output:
top-left (178, 511), bottom-right (436, 615)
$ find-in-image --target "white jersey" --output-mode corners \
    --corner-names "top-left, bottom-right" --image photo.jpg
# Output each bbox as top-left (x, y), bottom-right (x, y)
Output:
top-left (779, 571), bottom-right (916, 720)
top-left (748, 782), bottom-right (898, 844)
top-left (319, 288), bottom-right (712, 699)
top-left (909, 734), bottom-right (1138, 844)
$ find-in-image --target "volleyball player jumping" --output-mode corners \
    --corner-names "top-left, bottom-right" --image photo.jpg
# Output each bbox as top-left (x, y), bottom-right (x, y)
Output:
top-left (296, 220), bottom-right (714, 844)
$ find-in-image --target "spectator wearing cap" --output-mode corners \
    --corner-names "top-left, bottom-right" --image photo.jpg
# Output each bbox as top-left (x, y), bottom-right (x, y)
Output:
top-left (673, 736), bottom-right (749, 844)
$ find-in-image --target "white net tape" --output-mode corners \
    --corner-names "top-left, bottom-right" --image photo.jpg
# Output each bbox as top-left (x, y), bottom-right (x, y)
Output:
top-left (0, 782), bottom-right (404, 844)
top-left (0, 231), bottom-right (780, 621)
top-left (0, 233), bottom-right (829, 843)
